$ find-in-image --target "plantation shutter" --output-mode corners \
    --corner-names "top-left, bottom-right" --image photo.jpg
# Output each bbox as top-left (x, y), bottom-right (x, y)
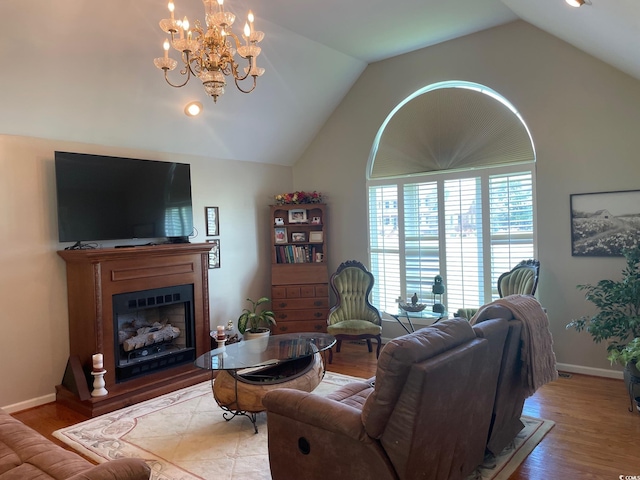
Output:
top-left (369, 185), bottom-right (401, 312)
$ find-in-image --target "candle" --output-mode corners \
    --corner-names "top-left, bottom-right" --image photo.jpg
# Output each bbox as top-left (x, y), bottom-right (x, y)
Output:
top-left (216, 325), bottom-right (225, 340)
top-left (92, 353), bottom-right (103, 371)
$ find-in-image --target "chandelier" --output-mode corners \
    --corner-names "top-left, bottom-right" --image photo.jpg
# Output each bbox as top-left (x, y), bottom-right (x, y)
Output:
top-left (154, 0), bottom-right (265, 103)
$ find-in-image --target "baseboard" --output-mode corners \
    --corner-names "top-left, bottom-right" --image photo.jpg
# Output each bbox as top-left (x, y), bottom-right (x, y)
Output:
top-left (2, 393), bottom-right (56, 414)
top-left (555, 362), bottom-right (623, 380)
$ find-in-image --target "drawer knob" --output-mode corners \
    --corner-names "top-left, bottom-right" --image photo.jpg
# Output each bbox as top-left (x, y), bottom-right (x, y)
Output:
top-left (280, 326), bottom-right (288, 332)
top-left (314, 324), bottom-right (322, 330)
top-left (279, 302), bottom-right (287, 308)
top-left (314, 312), bottom-right (323, 318)
top-left (278, 313), bottom-right (288, 319)
top-left (314, 301), bottom-right (322, 306)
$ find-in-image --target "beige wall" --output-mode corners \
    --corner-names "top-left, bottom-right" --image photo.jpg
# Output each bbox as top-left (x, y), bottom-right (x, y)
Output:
top-left (293, 20), bottom-right (640, 375)
top-left (0, 135), bottom-right (292, 410)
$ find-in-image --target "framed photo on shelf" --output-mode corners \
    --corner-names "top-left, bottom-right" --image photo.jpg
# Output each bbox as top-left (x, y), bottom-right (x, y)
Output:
top-left (291, 232), bottom-right (306, 242)
top-left (205, 206), bottom-right (219, 236)
top-left (570, 189), bottom-right (640, 257)
top-left (309, 231), bottom-right (323, 243)
top-left (275, 227), bottom-right (288, 244)
top-left (207, 239), bottom-right (220, 269)
top-left (311, 216), bottom-right (321, 225)
top-left (274, 217), bottom-right (285, 226)
top-left (288, 209), bottom-right (307, 223)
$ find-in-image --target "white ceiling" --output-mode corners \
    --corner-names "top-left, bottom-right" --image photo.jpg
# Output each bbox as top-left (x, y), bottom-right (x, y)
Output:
top-left (0, 0), bottom-right (637, 166)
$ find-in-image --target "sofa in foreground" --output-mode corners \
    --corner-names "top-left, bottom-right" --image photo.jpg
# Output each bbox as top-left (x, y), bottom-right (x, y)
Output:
top-left (0, 408), bottom-right (150, 480)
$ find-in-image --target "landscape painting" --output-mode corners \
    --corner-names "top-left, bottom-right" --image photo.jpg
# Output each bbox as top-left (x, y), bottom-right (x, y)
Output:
top-left (571, 189), bottom-right (640, 257)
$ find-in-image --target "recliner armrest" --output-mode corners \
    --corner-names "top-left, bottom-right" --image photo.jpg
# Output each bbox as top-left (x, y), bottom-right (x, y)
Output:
top-left (66, 458), bottom-right (151, 480)
top-left (263, 388), bottom-right (367, 441)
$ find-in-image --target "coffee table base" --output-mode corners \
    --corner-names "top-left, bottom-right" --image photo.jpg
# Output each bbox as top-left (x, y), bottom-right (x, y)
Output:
top-left (212, 353), bottom-right (324, 432)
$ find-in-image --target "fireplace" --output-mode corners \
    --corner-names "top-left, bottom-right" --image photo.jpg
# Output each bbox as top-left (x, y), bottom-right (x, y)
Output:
top-left (113, 284), bottom-right (196, 382)
top-left (56, 243), bottom-right (212, 417)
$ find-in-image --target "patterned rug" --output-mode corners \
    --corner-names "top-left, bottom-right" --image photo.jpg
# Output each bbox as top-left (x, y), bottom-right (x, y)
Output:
top-left (53, 372), bottom-right (553, 480)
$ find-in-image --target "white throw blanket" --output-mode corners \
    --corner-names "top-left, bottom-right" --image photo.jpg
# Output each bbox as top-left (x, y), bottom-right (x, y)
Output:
top-left (471, 294), bottom-right (558, 397)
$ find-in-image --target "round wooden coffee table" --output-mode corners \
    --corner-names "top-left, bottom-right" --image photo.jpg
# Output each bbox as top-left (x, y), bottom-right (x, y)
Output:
top-left (194, 332), bottom-right (335, 433)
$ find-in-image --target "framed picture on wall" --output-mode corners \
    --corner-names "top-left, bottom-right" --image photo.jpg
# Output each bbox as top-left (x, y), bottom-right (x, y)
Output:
top-left (207, 239), bottom-right (220, 268)
top-left (205, 207), bottom-right (219, 236)
top-left (570, 189), bottom-right (640, 257)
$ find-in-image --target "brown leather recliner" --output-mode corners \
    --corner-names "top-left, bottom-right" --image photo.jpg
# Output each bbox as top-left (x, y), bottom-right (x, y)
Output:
top-left (263, 317), bottom-right (509, 480)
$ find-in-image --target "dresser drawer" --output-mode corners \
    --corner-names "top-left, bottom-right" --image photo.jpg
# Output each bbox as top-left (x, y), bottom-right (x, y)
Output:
top-left (274, 284), bottom-right (327, 299)
top-left (272, 321), bottom-right (327, 334)
top-left (273, 308), bottom-right (329, 322)
top-left (273, 298), bottom-right (329, 310)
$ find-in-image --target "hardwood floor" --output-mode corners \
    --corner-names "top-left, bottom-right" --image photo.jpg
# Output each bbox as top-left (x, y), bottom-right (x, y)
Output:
top-left (12, 341), bottom-right (640, 479)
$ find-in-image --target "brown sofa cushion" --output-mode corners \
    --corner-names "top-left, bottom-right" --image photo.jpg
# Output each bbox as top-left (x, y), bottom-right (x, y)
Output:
top-left (0, 409), bottom-right (150, 480)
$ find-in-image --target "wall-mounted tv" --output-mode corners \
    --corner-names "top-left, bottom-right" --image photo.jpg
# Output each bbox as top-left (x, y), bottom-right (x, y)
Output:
top-left (54, 151), bottom-right (194, 245)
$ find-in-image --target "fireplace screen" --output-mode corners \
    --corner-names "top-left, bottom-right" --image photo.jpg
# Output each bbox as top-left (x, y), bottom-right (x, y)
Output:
top-left (112, 284), bottom-right (195, 382)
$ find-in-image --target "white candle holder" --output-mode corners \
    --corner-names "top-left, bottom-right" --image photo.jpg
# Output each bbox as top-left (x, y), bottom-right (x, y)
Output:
top-left (216, 337), bottom-right (227, 351)
top-left (91, 369), bottom-right (108, 397)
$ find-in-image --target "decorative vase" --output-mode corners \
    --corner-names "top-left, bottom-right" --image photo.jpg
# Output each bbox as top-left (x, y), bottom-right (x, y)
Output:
top-left (244, 329), bottom-right (270, 353)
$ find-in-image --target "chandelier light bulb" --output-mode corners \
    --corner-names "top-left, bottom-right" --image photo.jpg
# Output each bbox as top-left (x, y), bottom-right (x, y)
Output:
top-left (168, 1), bottom-right (175, 15)
top-left (244, 22), bottom-right (250, 37)
top-left (248, 10), bottom-right (254, 23)
top-left (218, 0), bottom-right (224, 6)
top-left (182, 17), bottom-right (190, 31)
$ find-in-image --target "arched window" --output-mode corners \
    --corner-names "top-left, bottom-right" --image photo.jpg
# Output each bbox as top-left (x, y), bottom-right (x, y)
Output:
top-left (367, 81), bottom-right (536, 314)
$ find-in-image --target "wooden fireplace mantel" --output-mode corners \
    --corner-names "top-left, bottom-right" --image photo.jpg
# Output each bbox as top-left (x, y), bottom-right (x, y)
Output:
top-left (56, 242), bottom-right (213, 417)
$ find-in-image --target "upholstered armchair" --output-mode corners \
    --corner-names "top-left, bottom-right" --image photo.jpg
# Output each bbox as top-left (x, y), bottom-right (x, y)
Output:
top-left (456, 259), bottom-right (540, 320)
top-left (326, 260), bottom-right (382, 362)
top-left (263, 317), bottom-right (510, 480)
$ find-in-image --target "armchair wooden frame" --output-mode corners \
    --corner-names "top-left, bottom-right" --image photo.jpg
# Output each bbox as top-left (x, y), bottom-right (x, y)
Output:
top-left (497, 259), bottom-right (540, 298)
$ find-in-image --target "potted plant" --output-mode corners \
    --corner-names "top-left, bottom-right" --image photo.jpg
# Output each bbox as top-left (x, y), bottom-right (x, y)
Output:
top-left (566, 245), bottom-right (640, 404)
top-left (238, 297), bottom-right (276, 340)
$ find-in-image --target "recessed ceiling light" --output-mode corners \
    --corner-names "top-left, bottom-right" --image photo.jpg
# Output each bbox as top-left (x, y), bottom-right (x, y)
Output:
top-left (184, 101), bottom-right (203, 117)
top-left (566, 0), bottom-right (589, 7)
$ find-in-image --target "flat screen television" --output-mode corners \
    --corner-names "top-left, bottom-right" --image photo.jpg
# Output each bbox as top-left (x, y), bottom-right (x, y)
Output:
top-left (54, 151), bottom-right (194, 245)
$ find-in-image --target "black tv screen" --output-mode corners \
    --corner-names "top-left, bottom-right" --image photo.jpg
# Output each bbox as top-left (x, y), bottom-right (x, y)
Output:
top-left (54, 151), bottom-right (194, 243)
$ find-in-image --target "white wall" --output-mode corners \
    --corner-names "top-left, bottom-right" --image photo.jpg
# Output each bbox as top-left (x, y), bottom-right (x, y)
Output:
top-left (0, 134), bottom-right (292, 410)
top-left (293, 20), bottom-right (640, 375)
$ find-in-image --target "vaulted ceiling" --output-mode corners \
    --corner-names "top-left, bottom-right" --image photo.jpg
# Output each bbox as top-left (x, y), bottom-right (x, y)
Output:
top-left (0, 0), bottom-right (637, 166)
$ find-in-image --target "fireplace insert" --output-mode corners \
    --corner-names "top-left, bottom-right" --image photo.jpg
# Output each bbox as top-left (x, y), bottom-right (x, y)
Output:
top-left (112, 284), bottom-right (195, 382)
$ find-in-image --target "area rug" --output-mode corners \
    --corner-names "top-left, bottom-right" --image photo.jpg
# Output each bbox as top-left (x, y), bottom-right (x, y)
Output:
top-left (54, 372), bottom-right (553, 480)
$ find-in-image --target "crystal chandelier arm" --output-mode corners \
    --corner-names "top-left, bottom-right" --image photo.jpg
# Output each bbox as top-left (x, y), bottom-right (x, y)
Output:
top-left (233, 74), bottom-right (257, 94)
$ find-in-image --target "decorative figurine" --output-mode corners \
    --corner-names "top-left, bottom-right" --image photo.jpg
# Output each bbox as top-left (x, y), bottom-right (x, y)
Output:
top-left (432, 275), bottom-right (446, 314)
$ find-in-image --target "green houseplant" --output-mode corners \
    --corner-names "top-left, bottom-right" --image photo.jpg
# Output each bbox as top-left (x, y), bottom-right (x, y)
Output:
top-left (566, 245), bottom-right (640, 389)
top-left (238, 297), bottom-right (276, 335)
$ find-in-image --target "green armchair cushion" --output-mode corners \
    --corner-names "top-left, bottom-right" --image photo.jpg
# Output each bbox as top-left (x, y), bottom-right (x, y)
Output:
top-left (327, 320), bottom-right (382, 336)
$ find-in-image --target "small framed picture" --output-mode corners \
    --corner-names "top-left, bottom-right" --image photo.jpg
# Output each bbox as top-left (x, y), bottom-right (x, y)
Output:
top-left (309, 231), bottom-right (323, 243)
top-left (205, 207), bottom-right (219, 236)
top-left (311, 216), bottom-right (321, 225)
top-left (275, 227), bottom-right (287, 244)
top-left (288, 209), bottom-right (307, 223)
top-left (291, 232), bottom-right (306, 242)
top-left (275, 217), bottom-right (285, 226)
top-left (207, 239), bottom-right (220, 269)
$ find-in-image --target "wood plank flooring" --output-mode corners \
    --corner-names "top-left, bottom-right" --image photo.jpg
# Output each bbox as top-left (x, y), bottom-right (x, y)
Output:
top-left (12, 341), bottom-right (640, 479)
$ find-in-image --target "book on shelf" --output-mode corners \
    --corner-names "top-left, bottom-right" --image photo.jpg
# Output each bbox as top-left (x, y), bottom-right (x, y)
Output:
top-left (275, 244), bottom-right (321, 264)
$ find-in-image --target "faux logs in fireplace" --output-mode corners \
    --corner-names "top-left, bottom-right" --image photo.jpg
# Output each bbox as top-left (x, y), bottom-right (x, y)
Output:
top-left (56, 243), bottom-right (213, 417)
